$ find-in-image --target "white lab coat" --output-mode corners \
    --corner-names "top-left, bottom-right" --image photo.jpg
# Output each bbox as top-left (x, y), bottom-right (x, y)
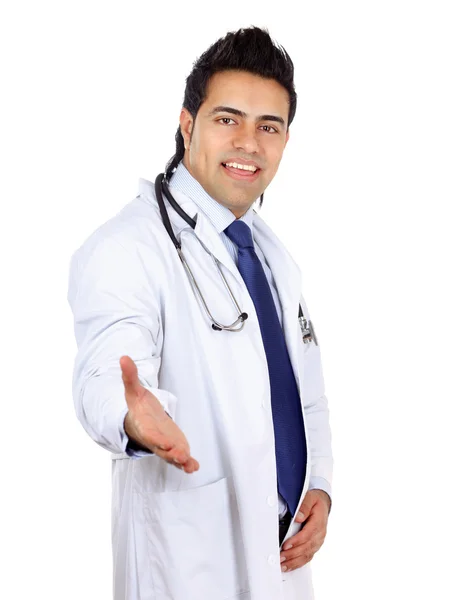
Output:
top-left (68, 177), bottom-right (333, 600)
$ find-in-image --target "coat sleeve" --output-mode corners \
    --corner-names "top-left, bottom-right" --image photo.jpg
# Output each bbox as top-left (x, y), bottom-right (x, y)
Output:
top-left (67, 234), bottom-right (177, 456)
top-left (299, 294), bottom-right (334, 510)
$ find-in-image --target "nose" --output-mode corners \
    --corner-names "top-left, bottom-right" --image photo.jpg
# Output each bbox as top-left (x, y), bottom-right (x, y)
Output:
top-left (232, 124), bottom-right (260, 154)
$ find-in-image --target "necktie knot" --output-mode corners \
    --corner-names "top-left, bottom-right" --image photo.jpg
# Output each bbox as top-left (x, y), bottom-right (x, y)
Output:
top-left (224, 220), bottom-right (254, 249)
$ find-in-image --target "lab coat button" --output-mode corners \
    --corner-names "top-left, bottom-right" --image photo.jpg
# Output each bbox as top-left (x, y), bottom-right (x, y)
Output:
top-left (267, 495), bottom-right (276, 507)
top-left (268, 554), bottom-right (277, 566)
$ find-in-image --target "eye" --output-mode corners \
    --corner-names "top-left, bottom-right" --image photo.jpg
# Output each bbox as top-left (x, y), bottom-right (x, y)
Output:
top-left (260, 125), bottom-right (278, 134)
top-left (217, 119), bottom-right (278, 133)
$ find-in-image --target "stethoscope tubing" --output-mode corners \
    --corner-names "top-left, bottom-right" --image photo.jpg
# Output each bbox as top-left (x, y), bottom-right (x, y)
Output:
top-left (155, 172), bottom-right (248, 332)
top-left (153, 171), bottom-right (317, 344)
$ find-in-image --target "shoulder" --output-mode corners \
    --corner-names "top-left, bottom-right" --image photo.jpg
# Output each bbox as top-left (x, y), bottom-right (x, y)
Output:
top-left (69, 186), bottom-right (169, 270)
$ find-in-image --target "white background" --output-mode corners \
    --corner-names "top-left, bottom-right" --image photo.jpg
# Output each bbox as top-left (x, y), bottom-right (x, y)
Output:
top-left (1, 1), bottom-right (454, 598)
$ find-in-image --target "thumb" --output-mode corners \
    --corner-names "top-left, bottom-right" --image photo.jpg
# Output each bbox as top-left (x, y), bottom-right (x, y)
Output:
top-left (120, 355), bottom-right (144, 399)
top-left (295, 495), bottom-right (316, 524)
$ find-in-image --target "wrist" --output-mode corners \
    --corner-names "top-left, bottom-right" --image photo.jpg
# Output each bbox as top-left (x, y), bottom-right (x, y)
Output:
top-left (312, 489), bottom-right (332, 514)
top-left (124, 412), bottom-right (147, 450)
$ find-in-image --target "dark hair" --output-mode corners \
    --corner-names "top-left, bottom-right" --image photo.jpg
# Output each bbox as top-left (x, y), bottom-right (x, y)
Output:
top-left (165, 26), bottom-right (297, 208)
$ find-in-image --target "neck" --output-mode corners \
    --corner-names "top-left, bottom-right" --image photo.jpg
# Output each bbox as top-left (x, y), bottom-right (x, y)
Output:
top-left (182, 154), bottom-right (252, 220)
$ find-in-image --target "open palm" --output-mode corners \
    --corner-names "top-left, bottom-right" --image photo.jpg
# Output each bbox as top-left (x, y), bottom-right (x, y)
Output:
top-left (121, 355), bottom-right (199, 473)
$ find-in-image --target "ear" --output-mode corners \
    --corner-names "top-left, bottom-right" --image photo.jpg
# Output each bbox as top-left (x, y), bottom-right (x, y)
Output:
top-left (284, 128), bottom-right (290, 148)
top-left (179, 108), bottom-right (193, 150)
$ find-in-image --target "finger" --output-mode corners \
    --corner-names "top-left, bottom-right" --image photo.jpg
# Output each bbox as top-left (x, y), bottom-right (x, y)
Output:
top-left (282, 516), bottom-right (318, 550)
top-left (281, 534), bottom-right (324, 571)
top-left (182, 457), bottom-right (200, 473)
top-left (159, 450), bottom-right (199, 473)
top-left (151, 448), bottom-right (184, 469)
top-left (120, 355), bottom-right (144, 398)
top-left (295, 497), bottom-right (314, 524)
top-left (168, 445), bottom-right (191, 464)
top-left (282, 503), bottom-right (328, 551)
top-left (146, 435), bottom-right (197, 471)
top-left (150, 442), bottom-right (180, 461)
top-left (284, 525), bottom-right (321, 551)
top-left (155, 441), bottom-right (174, 452)
top-left (281, 529), bottom-right (324, 562)
top-left (294, 509), bottom-right (306, 524)
top-left (140, 433), bottom-right (176, 455)
top-left (149, 444), bottom-right (175, 460)
top-left (281, 550), bottom-right (314, 572)
top-left (154, 444), bottom-right (191, 466)
top-left (164, 455), bottom-right (198, 473)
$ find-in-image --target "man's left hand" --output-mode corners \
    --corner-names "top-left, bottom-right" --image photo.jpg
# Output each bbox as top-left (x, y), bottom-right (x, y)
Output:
top-left (280, 489), bottom-right (330, 572)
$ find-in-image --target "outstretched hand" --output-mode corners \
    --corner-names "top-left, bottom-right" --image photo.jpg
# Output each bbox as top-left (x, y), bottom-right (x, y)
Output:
top-left (120, 355), bottom-right (200, 474)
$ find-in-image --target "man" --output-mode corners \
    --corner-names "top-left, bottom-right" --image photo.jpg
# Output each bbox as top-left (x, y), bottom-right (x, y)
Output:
top-left (68, 26), bottom-right (333, 600)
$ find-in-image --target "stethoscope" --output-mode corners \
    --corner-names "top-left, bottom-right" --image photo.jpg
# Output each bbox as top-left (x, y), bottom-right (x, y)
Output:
top-left (154, 171), bottom-right (318, 345)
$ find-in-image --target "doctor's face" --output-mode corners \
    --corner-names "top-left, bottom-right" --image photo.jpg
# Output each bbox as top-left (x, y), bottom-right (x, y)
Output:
top-left (179, 70), bottom-right (290, 218)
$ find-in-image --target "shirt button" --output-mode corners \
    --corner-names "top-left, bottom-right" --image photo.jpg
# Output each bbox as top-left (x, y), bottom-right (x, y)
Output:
top-left (267, 495), bottom-right (276, 507)
top-left (268, 554), bottom-right (277, 566)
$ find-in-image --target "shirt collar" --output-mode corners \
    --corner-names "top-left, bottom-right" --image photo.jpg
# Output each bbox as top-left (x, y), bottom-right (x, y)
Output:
top-left (168, 161), bottom-right (256, 234)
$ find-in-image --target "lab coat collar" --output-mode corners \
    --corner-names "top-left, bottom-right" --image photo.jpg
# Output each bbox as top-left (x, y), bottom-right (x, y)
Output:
top-left (139, 176), bottom-right (246, 288)
top-left (138, 175), bottom-right (302, 318)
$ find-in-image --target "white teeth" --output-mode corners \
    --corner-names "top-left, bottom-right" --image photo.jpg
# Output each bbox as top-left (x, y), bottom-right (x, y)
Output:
top-left (224, 162), bottom-right (257, 172)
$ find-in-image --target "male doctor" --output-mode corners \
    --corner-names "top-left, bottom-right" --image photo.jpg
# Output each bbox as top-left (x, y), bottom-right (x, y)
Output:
top-left (68, 26), bottom-right (333, 600)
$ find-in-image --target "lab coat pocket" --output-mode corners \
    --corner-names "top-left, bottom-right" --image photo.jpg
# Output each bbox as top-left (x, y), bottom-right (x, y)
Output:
top-left (143, 475), bottom-right (250, 600)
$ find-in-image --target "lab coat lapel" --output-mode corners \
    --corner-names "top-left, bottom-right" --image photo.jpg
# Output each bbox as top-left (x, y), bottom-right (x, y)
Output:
top-left (159, 185), bottom-right (303, 381)
top-left (253, 213), bottom-right (303, 391)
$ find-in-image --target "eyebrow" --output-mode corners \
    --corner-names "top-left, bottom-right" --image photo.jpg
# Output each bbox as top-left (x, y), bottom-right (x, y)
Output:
top-left (208, 105), bottom-right (286, 127)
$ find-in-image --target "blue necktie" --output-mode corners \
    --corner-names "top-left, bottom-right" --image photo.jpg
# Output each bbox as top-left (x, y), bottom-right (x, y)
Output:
top-left (224, 220), bottom-right (307, 516)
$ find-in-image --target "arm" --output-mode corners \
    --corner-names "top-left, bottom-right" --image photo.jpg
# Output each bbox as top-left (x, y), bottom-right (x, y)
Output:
top-left (299, 294), bottom-right (334, 512)
top-left (67, 234), bottom-right (176, 457)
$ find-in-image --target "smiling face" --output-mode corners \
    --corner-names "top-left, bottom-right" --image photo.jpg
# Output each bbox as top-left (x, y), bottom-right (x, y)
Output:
top-left (179, 70), bottom-right (290, 218)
